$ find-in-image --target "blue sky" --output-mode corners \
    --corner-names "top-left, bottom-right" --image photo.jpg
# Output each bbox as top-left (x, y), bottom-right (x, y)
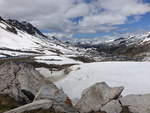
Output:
top-left (73, 11), bottom-right (150, 38)
top-left (1, 0), bottom-right (150, 40)
top-left (41, 0), bottom-right (150, 39)
top-left (42, 11), bottom-right (150, 39)
top-left (44, 10), bottom-right (150, 39)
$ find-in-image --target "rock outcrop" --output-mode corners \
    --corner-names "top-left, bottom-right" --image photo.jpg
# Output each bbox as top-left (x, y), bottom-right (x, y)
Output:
top-left (0, 61), bottom-right (78, 113)
top-left (75, 82), bottom-right (124, 113)
top-left (6, 19), bottom-right (47, 37)
top-left (75, 82), bottom-right (150, 113)
top-left (0, 61), bottom-right (47, 104)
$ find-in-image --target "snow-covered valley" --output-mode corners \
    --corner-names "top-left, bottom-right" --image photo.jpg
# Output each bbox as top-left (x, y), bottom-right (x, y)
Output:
top-left (35, 62), bottom-right (150, 101)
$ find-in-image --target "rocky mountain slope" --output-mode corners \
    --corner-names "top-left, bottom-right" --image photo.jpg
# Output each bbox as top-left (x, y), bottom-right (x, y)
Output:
top-left (0, 16), bottom-right (100, 67)
top-left (0, 16), bottom-right (83, 58)
top-left (76, 32), bottom-right (150, 61)
top-left (97, 32), bottom-right (150, 58)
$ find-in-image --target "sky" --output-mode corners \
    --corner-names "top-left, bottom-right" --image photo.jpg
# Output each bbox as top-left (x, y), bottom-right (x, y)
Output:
top-left (0, 0), bottom-right (150, 40)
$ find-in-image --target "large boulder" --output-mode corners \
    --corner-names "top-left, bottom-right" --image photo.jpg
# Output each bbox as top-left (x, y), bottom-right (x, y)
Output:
top-left (34, 84), bottom-right (72, 105)
top-left (33, 84), bottom-right (77, 113)
top-left (0, 61), bottom-right (49, 104)
top-left (120, 94), bottom-right (150, 113)
top-left (75, 82), bottom-right (124, 113)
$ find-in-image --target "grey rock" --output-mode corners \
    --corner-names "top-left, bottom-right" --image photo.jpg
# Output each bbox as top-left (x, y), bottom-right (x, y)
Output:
top-left (0, 61), bottom-right (49, 103)
top-left (34, 84), bottom-right (79, 113)
top-left (120, 94), bottom-right (150, 113)
top-left (4, 99), bottom-right (53, 113)
top-left (75, 82), bottom-right (124, 113)
top-left (0, 61), bottom-right (78, 113)
top-left (101, 100), bottom-right (122, 113)
top-left (52, 102), bottom-right (79, 113)
top-left (4, 99), bottom-right (79, 113)
top-left (34, 84), bottom-right (69, 103)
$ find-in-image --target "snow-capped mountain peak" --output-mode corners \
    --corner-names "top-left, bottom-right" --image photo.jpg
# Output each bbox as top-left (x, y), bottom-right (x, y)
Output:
top-left (6, 19), bottom-right (47, 38)
top-left (0, 16), bottom-right (82, 57)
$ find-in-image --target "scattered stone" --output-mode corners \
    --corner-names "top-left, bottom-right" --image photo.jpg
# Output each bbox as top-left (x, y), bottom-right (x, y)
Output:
top-left (75, 82), bottom-right (124, 113)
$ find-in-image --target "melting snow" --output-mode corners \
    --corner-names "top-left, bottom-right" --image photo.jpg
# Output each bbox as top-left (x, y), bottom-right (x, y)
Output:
top-left (54, 62), bottom-right (150, 101)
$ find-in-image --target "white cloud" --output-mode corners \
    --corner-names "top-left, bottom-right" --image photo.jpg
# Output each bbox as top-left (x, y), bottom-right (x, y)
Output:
top-left (78, 0), bottom-right (150, 30)
top-left (0, 0), bottom-right (150, 34)
top-left (45, 32), bottom-right (73, 40)
top-left (65, 3), bottom-right (90, 18)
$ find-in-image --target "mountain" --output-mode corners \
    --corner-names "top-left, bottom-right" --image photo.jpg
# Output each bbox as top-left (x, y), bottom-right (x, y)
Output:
top-left (0, 16), bottom-right (81, 58)
top-left (0, 16), bottom-right (101, 68)
top-left (76, 32), bottom-right (150, 61)
top-left (2, 15), bottom-right (150, 61)
top-left (98, 32), bottom-right (150, 59)
top-left (6, 19), bottom-right (47, 38)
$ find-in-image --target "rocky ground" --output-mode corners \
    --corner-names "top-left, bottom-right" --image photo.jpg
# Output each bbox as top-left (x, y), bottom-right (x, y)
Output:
top-left (0, 61), bottom-right (150, 113)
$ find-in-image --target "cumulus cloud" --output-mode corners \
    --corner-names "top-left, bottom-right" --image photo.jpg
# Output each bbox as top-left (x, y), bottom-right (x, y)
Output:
top-left (65, 3), bottom-right (90, 18)
top-left (0, 0), bottom-right (150, 34)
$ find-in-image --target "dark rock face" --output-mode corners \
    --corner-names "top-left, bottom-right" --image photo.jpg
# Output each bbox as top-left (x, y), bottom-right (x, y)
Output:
top-left (0, 16), bottom-right (47, 37)
top-left (0, 16), bottom-right (4, 21)
top-left (6, 26), bottom-right (18, 34)
top-left (6, 19), bottom-right (47, 37)
top-left (21, 90), bottom-right (35, 102)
